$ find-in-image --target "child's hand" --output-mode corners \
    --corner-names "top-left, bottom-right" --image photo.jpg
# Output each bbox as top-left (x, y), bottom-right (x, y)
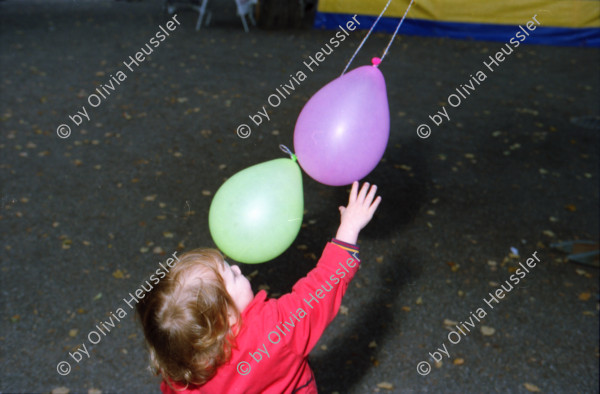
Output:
top-left (335, 181), bottom-right (382, 244)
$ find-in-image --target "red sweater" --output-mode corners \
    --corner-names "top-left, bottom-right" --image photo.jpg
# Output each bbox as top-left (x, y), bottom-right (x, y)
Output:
top-left (161, 239), bottom-right (360, 394)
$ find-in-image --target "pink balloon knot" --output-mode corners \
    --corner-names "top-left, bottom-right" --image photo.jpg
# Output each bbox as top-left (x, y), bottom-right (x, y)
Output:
top-left (371, 57), bottom-right (382, 66)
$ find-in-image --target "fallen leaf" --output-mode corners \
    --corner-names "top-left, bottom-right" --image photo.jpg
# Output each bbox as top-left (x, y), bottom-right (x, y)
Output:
top-left (69, 329), bottom-right (78, 337)
top-left (340, 305), bottom-right (349, 315)
top-left (542, 230), bottom-right (555, 237)
top-left (61, 238), bottom-right (72, 250)
top-left (144, 195), bottom-right (157, 202)
top-left (376, 382), bottom-right (394, 390)
top-left (516, 108), bottom-right (539, 116)
top-left (401, 306), bottom-right (411, 312)
top-left (578, 292), bottom-right (591, 301)
top-left (52, 387), bottom-right (70, 394)
top-left (112, 269), bottom-right (124, 279)
top-left (523, 382), bottom-right (541, 392)
top-left (481, 326), bottom-right (496, 336)
top-left (368, 341), bottom-right (377, 348)
top-left (415, 296), bottom-right (423, 305)
top-left (443, 319), bottom-right (458, 327)
top-left (453, 358), bottom-right (464, 365)
top-left (304, 252), bottom-right (317, 260)
top-left (575, 269), bottom-right (591, 278)
top-left (564, 204), bottom-right (577, 212)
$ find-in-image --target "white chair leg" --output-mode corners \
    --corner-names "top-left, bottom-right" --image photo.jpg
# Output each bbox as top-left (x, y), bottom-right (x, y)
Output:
top-left (240, 14), bottom-right (249, 32)
top-left (195, 0), bottom-right (209, 30)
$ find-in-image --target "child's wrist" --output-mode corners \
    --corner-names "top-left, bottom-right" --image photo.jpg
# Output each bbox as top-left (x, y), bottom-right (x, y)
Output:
top-left (335, 224), bottom-right (359, 245)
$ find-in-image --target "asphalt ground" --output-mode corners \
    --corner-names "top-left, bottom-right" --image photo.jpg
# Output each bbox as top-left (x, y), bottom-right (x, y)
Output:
top-left (0, 0), bottom-right (599, 393)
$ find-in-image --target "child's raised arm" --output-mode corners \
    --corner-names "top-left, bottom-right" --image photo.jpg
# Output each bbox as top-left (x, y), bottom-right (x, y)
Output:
top-left (270, 181), bottom-right (381, 358)
top-left (335, 181), bottom-right (382, 244)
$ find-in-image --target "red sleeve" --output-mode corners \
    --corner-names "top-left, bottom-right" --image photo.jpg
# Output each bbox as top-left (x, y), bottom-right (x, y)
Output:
top-left (272, 239), bottom-right (360, 357)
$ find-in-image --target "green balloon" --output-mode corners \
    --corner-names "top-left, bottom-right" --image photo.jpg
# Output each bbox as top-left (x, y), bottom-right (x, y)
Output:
top-left (209, 157), bottom-right (303, 264)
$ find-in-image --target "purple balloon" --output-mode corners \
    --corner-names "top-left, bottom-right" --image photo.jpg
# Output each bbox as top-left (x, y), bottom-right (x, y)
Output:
top-left (294, 65), bottom-right (390, 186)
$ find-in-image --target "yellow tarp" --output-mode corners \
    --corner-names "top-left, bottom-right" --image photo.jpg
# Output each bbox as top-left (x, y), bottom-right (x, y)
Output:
top-left (317, 0), bottom-right (600, 28)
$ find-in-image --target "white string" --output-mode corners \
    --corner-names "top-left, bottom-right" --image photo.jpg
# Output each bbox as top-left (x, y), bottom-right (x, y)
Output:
top-left (279, 144), bottom-right (295, 160)
top-left (380, 0), bottom-right (415, 62)
top-left (340, 0), bottom-right (394, 76)
top-left (340, 0), bottom-right (415, 75)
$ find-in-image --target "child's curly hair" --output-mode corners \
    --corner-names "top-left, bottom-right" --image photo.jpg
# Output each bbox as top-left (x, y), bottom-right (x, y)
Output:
top-left (136, 248), bottom-right (240, 387)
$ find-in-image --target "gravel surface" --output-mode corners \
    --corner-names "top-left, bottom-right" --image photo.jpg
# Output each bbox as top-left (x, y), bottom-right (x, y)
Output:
top-left (1, 1), bottom-right (598, 393)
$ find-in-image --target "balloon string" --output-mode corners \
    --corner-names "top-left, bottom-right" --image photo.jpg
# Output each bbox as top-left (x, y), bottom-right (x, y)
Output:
top-left (340, 0), bottom-right (393, 76)
top-left (340, 0), bottom-right (415, 75)
top-left (279, 144), bottom-right (296, 161)
top-left (380, 0), bottom-right (415, 62)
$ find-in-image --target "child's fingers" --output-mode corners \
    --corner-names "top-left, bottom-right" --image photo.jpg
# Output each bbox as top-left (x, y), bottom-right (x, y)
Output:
top-left (368, 195), bottom-right (382, 216)
top-left (364, 184), bottom-right (378, 205)
top-left (348, 181), bottom-right (359, 203)
top-left (357, 182), bottom-right (370, 202)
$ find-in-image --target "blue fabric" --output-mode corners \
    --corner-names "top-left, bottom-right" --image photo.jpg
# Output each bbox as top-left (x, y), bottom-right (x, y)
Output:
top-left (314, 12), bottom-right (600, 47)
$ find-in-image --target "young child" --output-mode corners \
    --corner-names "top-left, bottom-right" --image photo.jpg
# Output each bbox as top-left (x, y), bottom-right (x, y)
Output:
top-left (137, 181), bottom-right (381, 393)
